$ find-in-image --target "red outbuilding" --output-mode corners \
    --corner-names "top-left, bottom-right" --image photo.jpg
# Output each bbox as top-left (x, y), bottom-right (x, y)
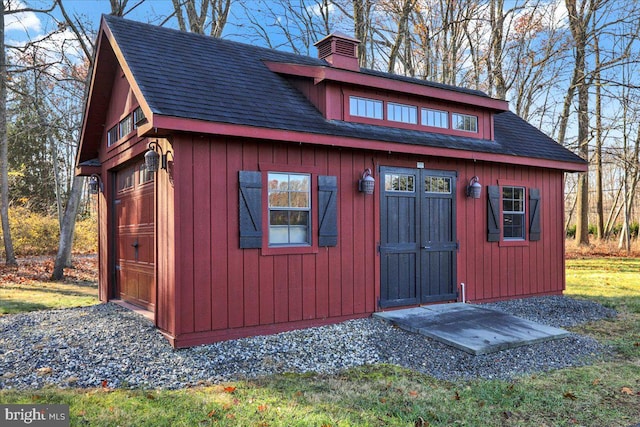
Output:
top-left (76, 16), bottom-right (587, 347)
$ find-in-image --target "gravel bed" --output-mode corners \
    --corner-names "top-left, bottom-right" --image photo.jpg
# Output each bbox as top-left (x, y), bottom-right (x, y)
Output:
top-left (0, 296), bottom-right (617, 390)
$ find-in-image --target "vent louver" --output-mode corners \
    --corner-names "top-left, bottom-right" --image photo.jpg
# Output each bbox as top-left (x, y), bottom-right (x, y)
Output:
top-left (335, 40), bottom-right (355, 57)
top-left (314, 33), bottom-right (360, 71)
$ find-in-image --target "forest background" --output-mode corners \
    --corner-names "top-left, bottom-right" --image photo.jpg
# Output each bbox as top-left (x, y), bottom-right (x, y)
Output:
top-left (1, 0), bottom-right (640, 276)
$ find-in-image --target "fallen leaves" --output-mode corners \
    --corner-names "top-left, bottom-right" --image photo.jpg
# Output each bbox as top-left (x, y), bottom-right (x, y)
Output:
top-left (37, 367), bottom-right (52, 375)
top-left (563, 392), bottom-right (578, 401)
top-left (620, 387), bottom-right (634, 396)
top-left (0, 255), bottom-right (97, 285)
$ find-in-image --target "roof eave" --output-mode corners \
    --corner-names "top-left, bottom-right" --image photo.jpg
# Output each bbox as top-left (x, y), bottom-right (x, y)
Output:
top-left (76, 15), bottom-right (155, 170)
top-left (264, 61), bottom-right (510, 112)
top-left (144, 114), bottom-right (586, 172)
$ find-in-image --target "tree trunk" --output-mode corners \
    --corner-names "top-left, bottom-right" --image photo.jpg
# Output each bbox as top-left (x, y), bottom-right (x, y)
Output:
top-left (566, 0), bottom-right (591, 246)
top-left (387, 0), bottom-right (415, 74)
top-left (0, 3), bottom-right (16, 265)
top-left (490, 0), bottom-right (507, 100)
top-left (51, 175), bottom-right (83, 279)
top-left (593, 25), bottom-right (604, 240)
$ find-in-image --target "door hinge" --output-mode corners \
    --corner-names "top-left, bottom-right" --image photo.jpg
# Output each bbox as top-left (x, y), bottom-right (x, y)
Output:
top-left (115, 264), bottom-right (121, 271)
top-left (456, 241), bottom-right (460, 251)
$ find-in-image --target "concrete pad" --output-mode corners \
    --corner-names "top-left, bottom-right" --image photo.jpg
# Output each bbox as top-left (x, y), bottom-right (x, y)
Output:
top-left (373, 303), bottom-right (570, 355)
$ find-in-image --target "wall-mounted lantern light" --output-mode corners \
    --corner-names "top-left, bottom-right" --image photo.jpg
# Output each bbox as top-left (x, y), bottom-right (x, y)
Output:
top-left (358, 168), bottom-right (375, 195)
top-left (88, 174), bottom-right (103, 194)
top-left (145, 140), bottom-right (172, 173)
top-left (466, 176), bottom-right (482, 199)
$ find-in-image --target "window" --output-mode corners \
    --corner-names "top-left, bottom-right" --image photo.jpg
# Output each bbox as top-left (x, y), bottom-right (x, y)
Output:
top-left (349, 96), bottom-right (383, 120)
top-left (107, 125), bottom-right (118, 146)
top-left (387, 102), bottom-right (417, 124)
top-left (421, 108), bottom-right (449, 129)
top-left (503, 186), bottom-right (525, 240)
top-left (425, 176), bottom-right (451, 193)
top-left (119, 115), bottom-right (133, 138)
top-left (133, 106), bottom-right (146, 128)
top-left (384, 173), bottom-right (415, 192)
top-left (118, 167), bottom-right (135, 192)
top-left (139, 163), bottom-right (154, 184)
top-left (452, 113), bottom-right (478, 132)
top-left (268, 173), bottom-right (311, 246)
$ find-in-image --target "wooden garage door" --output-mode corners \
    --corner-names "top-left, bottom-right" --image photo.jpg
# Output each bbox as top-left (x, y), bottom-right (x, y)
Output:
top-left (115, 162), bottom-right (155, 311)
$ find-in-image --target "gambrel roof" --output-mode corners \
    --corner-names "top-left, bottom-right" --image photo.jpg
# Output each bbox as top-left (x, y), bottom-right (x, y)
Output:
top-left (78, 15), bottom-right (586, 171)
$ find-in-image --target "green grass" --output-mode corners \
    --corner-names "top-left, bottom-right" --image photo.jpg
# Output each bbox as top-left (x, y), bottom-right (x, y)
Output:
top-left (0, 257), bottom-right (99, 315)
top-left (0, 281), bottom-right (98, 315)
top-left (0, 257), bottom-right (639, 426)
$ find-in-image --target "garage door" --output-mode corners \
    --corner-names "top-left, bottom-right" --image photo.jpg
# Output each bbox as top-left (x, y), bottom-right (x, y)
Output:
top-left (115, 162), bottom-right (155, 311)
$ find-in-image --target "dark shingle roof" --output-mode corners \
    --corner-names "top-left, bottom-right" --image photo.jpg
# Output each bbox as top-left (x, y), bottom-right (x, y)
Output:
top-left (103, 15), bottom-right (585, 167)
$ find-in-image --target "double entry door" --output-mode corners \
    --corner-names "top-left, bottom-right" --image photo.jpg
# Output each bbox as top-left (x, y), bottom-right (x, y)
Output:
top-left (379, 167), bottom-right (457, 308)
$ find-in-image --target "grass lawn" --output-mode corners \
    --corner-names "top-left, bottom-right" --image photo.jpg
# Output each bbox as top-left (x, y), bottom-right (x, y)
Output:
top-left (0, 257), bottom-right (98, 315)
top-left (0, 257), bottom-right (639, 426)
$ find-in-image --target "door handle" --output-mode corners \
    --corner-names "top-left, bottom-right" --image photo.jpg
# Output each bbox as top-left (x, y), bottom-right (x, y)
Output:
top-left (132, 240), bottom-right (139, 261)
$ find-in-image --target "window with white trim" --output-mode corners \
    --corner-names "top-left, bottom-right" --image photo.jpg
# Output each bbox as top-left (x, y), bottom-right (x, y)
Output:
top-left (119, 115), bottom-right (132, 138)
top-left (503, 186), bottom-right (525, 240)
top-left (107, 125), bottom-right (118, 146)
top-left (387, 102), bottom-right (417, 124)
top-left (349, 96), bottom-right (383, 120)
top-left (452, 113), bottom-right (478, 132)
top-left (133, 106), bottom-right (146, 128)
top-left (421, 108), bottom-right (449, 129)
top-left (268, 172), bottom-right (311, 246)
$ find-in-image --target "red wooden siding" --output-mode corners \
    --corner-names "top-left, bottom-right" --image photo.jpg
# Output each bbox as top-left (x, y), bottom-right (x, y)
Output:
top-left (168, 136), bottom-right (377, 346)
top-left (160, 135), bottom-right (565, 347)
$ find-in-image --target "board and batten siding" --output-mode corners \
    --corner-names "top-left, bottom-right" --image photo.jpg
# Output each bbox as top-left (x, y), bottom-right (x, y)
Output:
top-left (161, 136), bottom-right (566, 347)
top-left (168, 136), bottom-right (377, 346)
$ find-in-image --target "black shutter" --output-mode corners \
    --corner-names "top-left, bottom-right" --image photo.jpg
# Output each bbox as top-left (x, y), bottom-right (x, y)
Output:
top-left (239, 171), bottom-right (262, 248)
top-left (529, 188), bottom-right (541, 241)
top-left (487, 185), bottom-right (501, 242)
top-left (318, 175), bottom-right (338, 247)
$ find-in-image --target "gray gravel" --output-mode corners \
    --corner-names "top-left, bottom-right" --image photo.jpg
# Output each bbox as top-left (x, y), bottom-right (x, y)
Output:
top-left (0, 296), bottom-right (617, 390)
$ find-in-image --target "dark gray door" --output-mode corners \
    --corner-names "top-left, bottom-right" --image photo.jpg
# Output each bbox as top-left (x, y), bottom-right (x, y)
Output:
top-left (380, 167), bottom-right (457, 308)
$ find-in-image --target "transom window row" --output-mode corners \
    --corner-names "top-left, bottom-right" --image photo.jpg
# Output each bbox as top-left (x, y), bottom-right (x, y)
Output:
top-left (349, 96), bottom-right (478, 132)
top-left (108, 106), bottom-right (146, 146)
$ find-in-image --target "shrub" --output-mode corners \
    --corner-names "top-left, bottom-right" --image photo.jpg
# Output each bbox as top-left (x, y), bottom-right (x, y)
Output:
top-left (566, 224), bottom-right (576, 238)
top-left (0, 207), bottom-right (97, 257)
top-left (73, 214), bottom-right (98, 254)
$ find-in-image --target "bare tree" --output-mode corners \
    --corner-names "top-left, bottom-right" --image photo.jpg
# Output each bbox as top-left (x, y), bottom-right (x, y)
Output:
top-left (51, 0), bottom-right (133, 280)
top-left (1, 1), bottom-right (57, 265)
top-left (170, 0), bottom-right (231, 36)
top-left (565, 0), bottom-right (599, 246)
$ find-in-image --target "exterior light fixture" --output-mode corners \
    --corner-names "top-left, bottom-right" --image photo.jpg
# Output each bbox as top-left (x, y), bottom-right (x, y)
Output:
top-left (88, 174), bottom-right (103, 194)
top-left (466, 176), bottom-right (481, 199)
top-left (358, 168), bottom-right (375, 195)
top-left (145, 140), bottom-right (172, 173)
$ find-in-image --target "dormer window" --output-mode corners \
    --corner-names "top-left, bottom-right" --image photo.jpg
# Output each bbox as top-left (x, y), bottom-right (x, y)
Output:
top-left (452, 113), bottom-right (478, 132)
top-left (349, 96), bottom-right (383, 120)
top-left (422, 108), bottom-right (449, 129)
top-left (387, 102), bottom-right (417, 124)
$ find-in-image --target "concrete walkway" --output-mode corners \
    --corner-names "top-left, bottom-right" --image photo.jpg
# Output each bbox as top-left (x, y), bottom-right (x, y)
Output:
top-left (373, 303), bottom-right (570, 355)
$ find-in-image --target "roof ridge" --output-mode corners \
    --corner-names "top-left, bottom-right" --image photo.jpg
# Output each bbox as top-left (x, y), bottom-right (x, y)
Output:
top-left (102, 14), bottom-right (491, 99)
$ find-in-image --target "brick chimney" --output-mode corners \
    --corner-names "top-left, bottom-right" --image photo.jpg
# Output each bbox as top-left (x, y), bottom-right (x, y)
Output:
top-left (314, 32), bottom-right (360, 72)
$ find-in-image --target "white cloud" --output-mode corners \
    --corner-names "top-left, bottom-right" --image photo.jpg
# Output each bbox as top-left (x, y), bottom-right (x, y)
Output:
top-left (5, 0), bottom-right (43, 35)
